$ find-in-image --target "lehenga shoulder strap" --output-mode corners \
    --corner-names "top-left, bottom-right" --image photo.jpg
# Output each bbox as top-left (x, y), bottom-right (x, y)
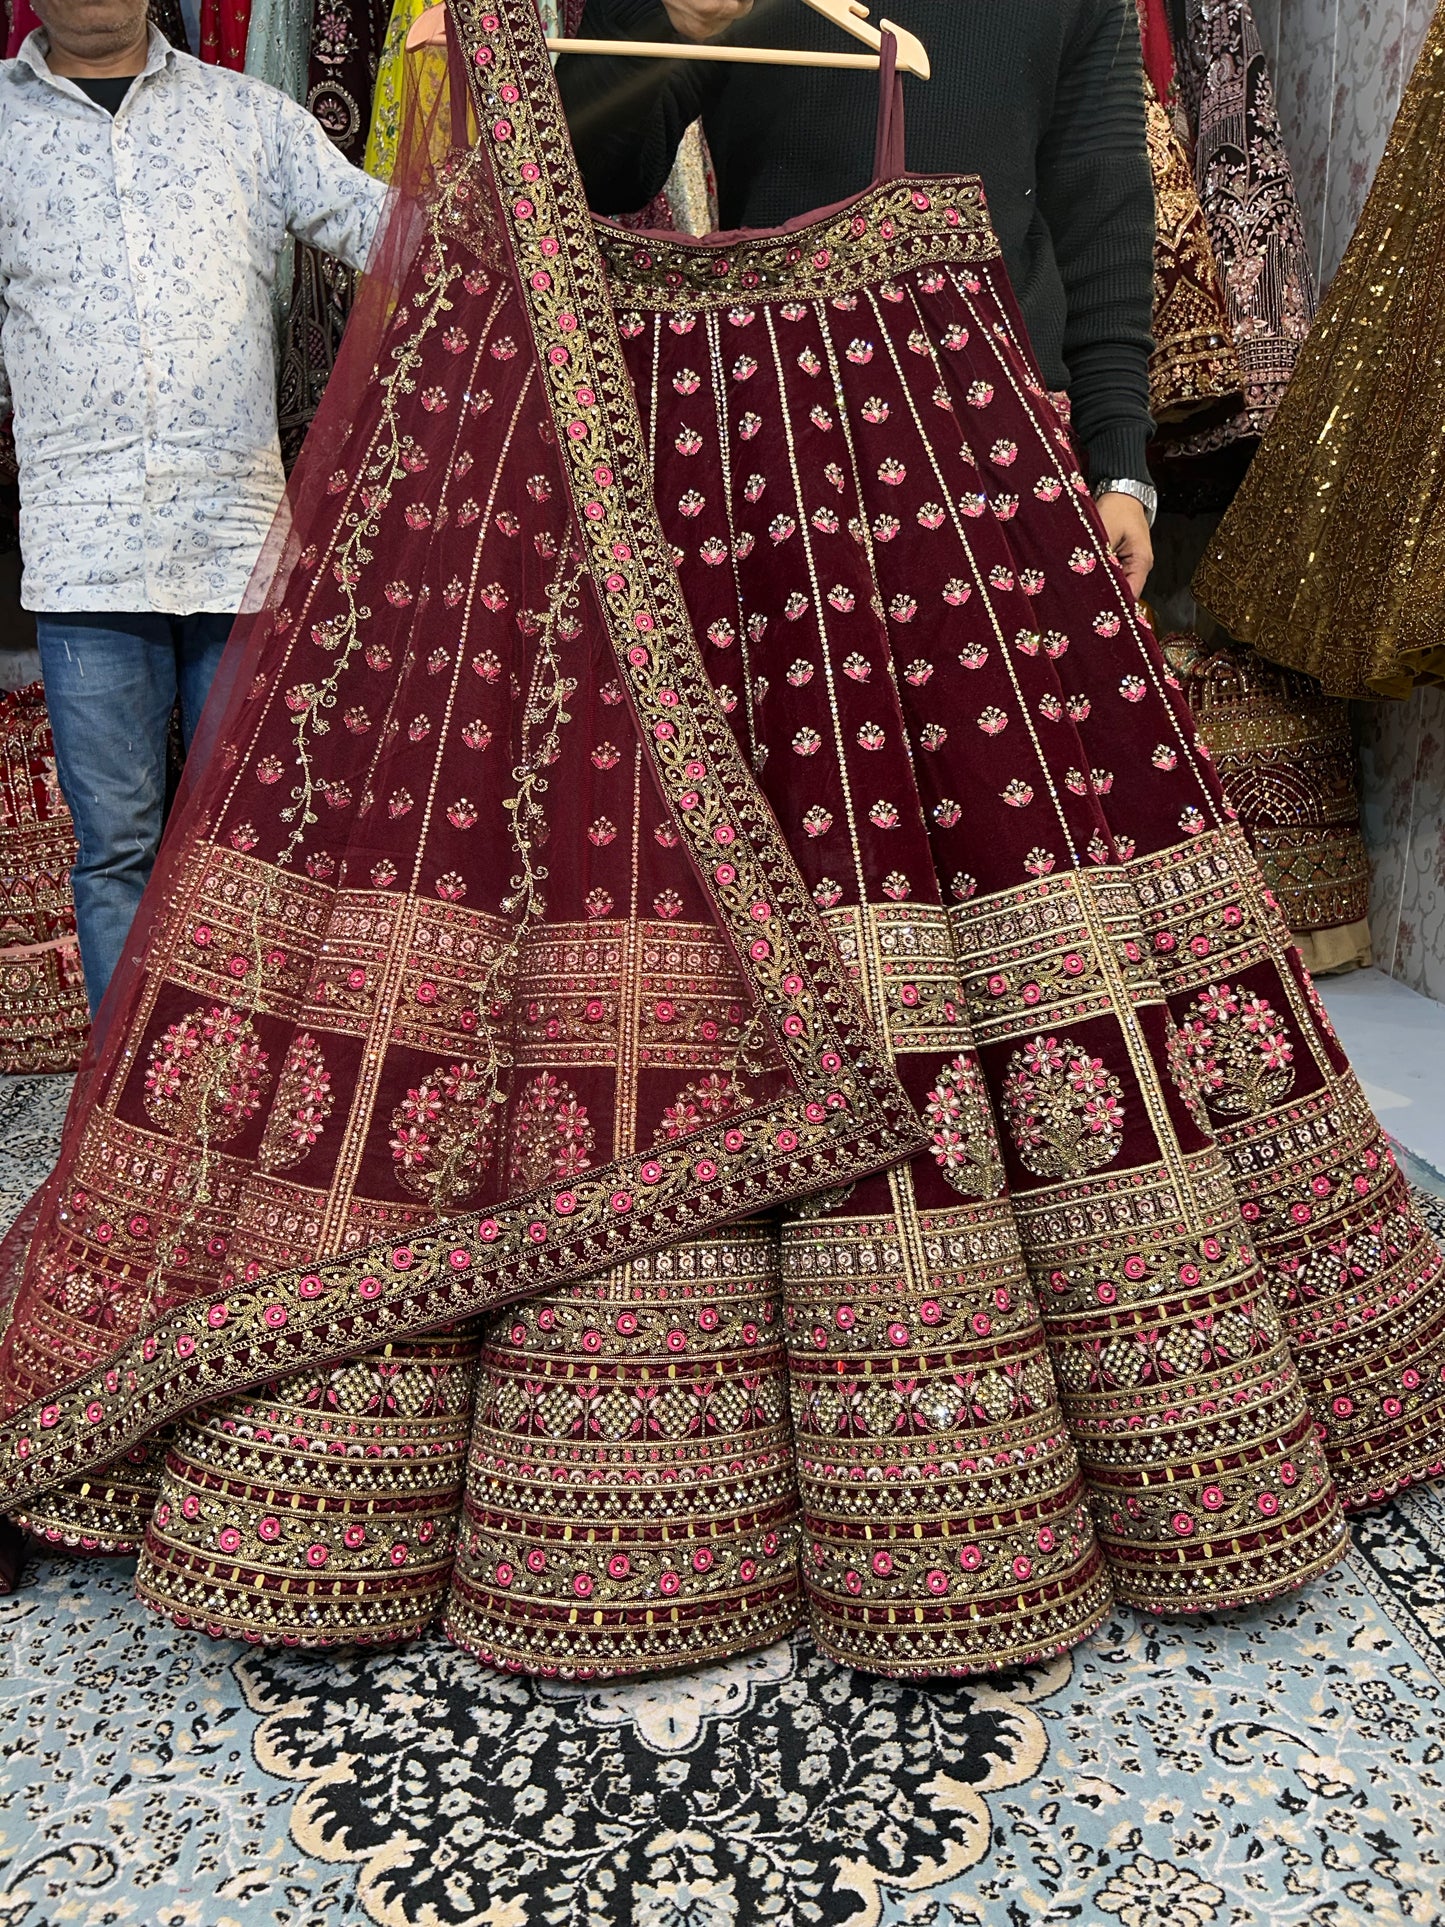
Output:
top-left (871, 29), bottom-right (907, 185)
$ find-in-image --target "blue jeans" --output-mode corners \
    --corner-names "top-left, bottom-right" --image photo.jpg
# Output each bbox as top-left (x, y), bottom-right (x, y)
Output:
top-left (36, 612), bottom-right (233, 1013)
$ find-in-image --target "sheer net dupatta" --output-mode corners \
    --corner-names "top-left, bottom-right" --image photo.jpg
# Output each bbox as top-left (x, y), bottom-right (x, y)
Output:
top-left (0, 20), bottom-right (923, 1519)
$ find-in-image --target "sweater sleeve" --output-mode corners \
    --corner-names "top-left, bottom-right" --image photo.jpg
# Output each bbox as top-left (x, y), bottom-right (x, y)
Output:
top-left (557, 0), bottom-right (716, 215)
top-left (1035, 0), bottom-right (1155, 484)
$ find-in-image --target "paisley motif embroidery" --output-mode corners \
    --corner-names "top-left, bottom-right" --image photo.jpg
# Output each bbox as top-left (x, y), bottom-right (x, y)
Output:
top-left (142, 1005), bottom-right (271, 1143)
top-left (1179, 982), bottom-right (1296, 1116)
top-left (654, 1071), bottom-right (749, 1143)
top-left (258, 1032), bottom-right (334, 1172)
top-left (1163, 1017), bottom-right (1211, 1135)
top-left (391, 1062), bottom-right (503, 1207)
top-left (922, 1053), bottom-right (1005, 1198)
top-left (507, 1072), bottom-right (596, 1189)
top-left (1000, 1035), bottom-right (1126, 1179)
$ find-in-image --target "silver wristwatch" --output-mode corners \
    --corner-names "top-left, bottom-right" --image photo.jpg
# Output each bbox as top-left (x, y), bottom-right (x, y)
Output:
top-left (1093, 476), bottom-right (1158, 526)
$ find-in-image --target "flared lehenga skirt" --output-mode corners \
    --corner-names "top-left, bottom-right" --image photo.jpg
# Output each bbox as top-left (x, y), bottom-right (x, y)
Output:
top-left (430, 186), bottom-right (1445, 1676)
top-left (11, 4), bottom-right (1445, 1679)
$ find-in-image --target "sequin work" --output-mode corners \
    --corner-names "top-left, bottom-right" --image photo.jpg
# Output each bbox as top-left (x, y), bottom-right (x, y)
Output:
top-left (6, 0), bottom-right (1445, 1680)
top-left (0, 0), bottom-right (925, 1618)
top-left (1162, 636), bottom-right (1372, 975)
top-left (0, 684), bottom-right (89, 1075)
top-left (1194, 7), bottom-right (1445, 698)
top-left (1142, 69), bottom-right (1242, 429)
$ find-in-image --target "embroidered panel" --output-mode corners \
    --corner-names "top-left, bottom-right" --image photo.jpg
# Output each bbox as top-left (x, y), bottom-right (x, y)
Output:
top-left (1162, 634), bottom-right (1372, 935)
top-left (135, 1325), bottom-right (483, 1644)
top-left (446, 1223), bottom-right (804, 1676)
top-left (0, 685), bottom-right (89, 1076)
top-left (602, 207), bottom-right (1445, 1600)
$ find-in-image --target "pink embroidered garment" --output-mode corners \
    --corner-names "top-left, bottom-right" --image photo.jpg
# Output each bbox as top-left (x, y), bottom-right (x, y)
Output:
top-left (2, 1), bottom-right (1443, 1680)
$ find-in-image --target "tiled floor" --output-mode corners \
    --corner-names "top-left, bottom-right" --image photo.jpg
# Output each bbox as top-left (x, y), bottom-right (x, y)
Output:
top-left (1320, 966), bottom-right (1445, 1190)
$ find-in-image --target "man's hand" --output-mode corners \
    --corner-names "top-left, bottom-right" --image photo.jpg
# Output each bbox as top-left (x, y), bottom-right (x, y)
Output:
top-left (662, 0), bottom-right (754, 40)
top-left (1096, 491), bottom-right (1153, 600)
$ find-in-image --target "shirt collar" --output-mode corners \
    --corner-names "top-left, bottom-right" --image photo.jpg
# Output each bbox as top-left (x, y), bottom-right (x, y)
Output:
top-left (14, 23), bottom-right (174, 100)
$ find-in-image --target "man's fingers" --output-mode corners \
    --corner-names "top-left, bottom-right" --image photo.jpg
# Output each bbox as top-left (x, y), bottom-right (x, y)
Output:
top-left (664, 0), bottom-right (755, 39)
top-left (1095, 493), bottom-right (1153, 599)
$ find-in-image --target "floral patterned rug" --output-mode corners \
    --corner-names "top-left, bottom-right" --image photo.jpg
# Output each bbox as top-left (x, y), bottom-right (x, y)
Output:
top-left (2, 1074), bottom-right (1444, 1927)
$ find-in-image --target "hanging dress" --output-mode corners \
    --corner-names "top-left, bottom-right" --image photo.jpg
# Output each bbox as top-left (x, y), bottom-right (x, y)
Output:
top-left (1193, 7), bottom-right (1445, 699)
top-left (277, 0), bottom-right (394, 463)
top-left (4, 0), bottom-right (1444, 1683)
top-left (0, 426), bottom-right (89, 1082)
top-left (1135, 0), bottom-right (1242, 433)
top-left (199, 0), bottom-right (253, 67)
top-left (0, 686), bottom-right (91, 1076)
top-left (1154, 0), bottom-right (1316, 506)
top-left (1159, 636), bottom-right (1373, 977)
top-left (365, 0), bottom-right (441, 179)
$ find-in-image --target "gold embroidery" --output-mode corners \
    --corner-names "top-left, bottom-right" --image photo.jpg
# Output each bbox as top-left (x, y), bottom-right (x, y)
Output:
top-left (595, 177), bottom-right (1000, 314)
top-left (1000, 1034), bottom-right (1127, 1180)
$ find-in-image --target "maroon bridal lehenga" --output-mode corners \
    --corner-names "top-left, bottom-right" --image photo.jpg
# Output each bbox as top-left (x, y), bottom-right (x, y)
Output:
top-left (2, 1), bottom-right (1443, 1677)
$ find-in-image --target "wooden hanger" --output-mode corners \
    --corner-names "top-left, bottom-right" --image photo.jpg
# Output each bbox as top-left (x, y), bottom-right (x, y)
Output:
top-left (406, 0), bottom-right (931, 81)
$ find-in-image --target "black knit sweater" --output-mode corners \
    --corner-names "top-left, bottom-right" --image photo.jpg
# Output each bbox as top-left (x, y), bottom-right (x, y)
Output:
top-left (558, 0), bottom-right (1155, 484)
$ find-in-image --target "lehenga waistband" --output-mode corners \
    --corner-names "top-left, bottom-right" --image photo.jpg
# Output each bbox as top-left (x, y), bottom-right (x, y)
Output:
top-left (594, 175), bottom-right (1001, 311)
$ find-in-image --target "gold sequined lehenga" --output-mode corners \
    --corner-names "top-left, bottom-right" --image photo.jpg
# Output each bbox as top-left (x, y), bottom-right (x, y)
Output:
top-left (3, 4), bottom-right (1445, 1680)
top-left (1194, 5), bottom-right (1445, 698)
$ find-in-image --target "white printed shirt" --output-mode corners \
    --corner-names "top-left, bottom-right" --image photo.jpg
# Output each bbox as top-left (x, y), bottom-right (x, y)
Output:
top-left (0, 29), bottom-right (387, 613)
